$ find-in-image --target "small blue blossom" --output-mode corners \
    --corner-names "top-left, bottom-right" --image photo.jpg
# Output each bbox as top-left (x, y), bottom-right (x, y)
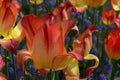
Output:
top-left (92, 48), bottom-right (98, 55)
top-left (99, 74), bottom-right (107, 80)
top-left (84, 19), bottom-right (91, 28)
top-left (103, 64), bottom-right (112, 74)
top-left (109, 24), bottom-right (116, 29)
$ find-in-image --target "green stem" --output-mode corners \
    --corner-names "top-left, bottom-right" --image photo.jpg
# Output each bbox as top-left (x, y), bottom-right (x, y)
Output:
top-left (3, 49), bottom-right (9, 79)
top-left (44, 73), bottom-right (48, 80)
top-left (110, 60), bottom-right (117, 80)
top-left (11, 53), bottom-right (17, 80)
top-left (33, 0), bottom-right (38, 15)
top-left (50, 70), bottom-right (55, 80)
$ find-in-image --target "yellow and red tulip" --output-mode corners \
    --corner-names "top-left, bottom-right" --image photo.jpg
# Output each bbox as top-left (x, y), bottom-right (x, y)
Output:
top-left (102, 10), bottom-right (116, 25)
top-left (71, 25), bottom-right (99, 75)
top-left (111, 0), bottom-right (120, 11)
top-left (30, 0), bottom-right (44, 5)
top-left (104, 28), bottom-right (120, 60)
top-left (68, 0), bottom-right (87, 13)
top-left (84, 0), bottom-right (106, 8)
top-left (0, 0), bottom-right (23, 52)
top-left (17, 14), bottom-right (80, 80)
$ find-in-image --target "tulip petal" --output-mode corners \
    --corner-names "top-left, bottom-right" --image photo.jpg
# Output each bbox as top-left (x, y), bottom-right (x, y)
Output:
top-left (63, 58), bottom-right (79, 80)
top-left (0, 39), bottom-right (20, 52)
top-left (68, 48), bottom-right (84, 61)
top-left (21, 14), bottom-right (44, 51)
top-left (16, 50), bottom-right (32, 74)
top-left (32, 24), bottom-right (66, 69)
top-left (52, 55), bottom-right (71, 70)
top-left (84, 54), bottom-right (99, 76)
top-left (0, 3), bottom-right (15, 35)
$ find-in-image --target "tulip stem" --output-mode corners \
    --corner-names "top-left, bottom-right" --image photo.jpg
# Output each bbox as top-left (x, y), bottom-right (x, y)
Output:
top-left (50, 70), bottom-right (55, 80)
top-left (3, 49), bottom-right (9, 79)
top-left (11, 53), bottom-right (17, 80)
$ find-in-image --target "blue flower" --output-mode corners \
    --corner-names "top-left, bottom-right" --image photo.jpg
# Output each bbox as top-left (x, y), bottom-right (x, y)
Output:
top-left (103, 64), bottom-right (112, 74)
top-left (99, 74), bottom-right (107, 80)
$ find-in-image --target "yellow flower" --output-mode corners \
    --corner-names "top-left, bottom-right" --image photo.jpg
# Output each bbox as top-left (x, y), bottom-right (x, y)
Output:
top-left (111, 0), bottom-right (120, 11)
top-left (30, 0), bottom-right (43, 5)
top-left (69, 0), bottom-right (87, 13)
top-left (84, 0), bottom-right (106, 8)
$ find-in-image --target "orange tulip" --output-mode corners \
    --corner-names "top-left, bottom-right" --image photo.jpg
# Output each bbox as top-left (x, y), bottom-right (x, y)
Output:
top-left (30, 0), bottom-right (43, 5)
top-left (102, 10), bottom-right (116, 25)
top-left (17, 14), bottom-right (80, 80)
top-left (84, 0), bottom-right (106, 8)
top-left (0, 0), bottom-right (23, 51)
top-left (111, 0), bottom-right (120, 11)
top-left (104, 28), bottom-right (120, 60)
top-left (68, 0), bottom-right (87, 13)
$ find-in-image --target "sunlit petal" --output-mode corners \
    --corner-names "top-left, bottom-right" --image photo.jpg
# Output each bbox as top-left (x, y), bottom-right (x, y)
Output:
top-left (63, 58), bottom-right (79, 80)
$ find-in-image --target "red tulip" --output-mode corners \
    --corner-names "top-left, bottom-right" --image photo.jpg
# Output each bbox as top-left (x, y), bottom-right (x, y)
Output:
top-left (102, 10), bottom-right (116, 25)
top-left (104, 28), bottom-right (120, 60)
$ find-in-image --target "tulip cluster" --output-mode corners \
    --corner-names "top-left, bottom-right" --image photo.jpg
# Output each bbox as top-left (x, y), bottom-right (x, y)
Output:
top-left (0, 0), bottom-right (120, 80)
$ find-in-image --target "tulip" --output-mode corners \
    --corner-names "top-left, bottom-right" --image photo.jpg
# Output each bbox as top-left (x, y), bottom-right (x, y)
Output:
top-left (102, 10), bottom-right (116, 25)
top-left (17, 14), bottom-right (80, 80)
top-left (104, 28), bottom-right (120, 60)
top-left (111, 0), bottom-right (120, 11)
top-left (0, 0), bottom-right (23, 52)
top-left (84, 0), bottom-right (106, 8)
top-left (68, 0), bottom-right (87, 13)
top-left (30, 0), bottom-right (43, 5)
top-left (70, 25), bottom-right (99, 75)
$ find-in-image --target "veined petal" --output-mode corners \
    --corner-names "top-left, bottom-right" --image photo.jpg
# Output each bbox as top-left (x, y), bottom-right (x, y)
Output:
top-left (16, 50), bottom-right (32, 74)
top-left (21, 14), bottom-right (44, 51)
top-left (63, 58), bottom-right (79, 80)
top-left (84, 54), bottom-right (99, 76)
top-left (0, 0), bottom-right (18, 35)
top-left (32, 24), bottom-right (66, 69)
